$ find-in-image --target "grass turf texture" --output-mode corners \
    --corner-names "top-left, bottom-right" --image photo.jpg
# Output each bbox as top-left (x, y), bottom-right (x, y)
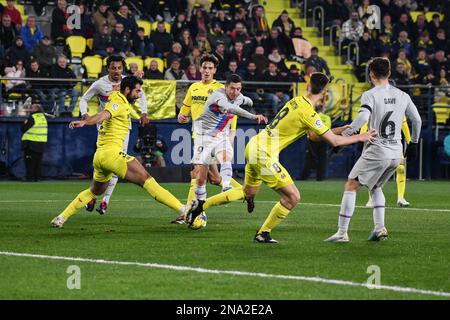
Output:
top-left (0, 180), bottom-right (449, 299)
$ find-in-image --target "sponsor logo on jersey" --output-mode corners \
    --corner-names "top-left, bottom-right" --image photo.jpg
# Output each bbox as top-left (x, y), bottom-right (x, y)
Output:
top-left (315, 119), bottom-right (323, 129)
top-left (111, 103), bottom-right (119, 111)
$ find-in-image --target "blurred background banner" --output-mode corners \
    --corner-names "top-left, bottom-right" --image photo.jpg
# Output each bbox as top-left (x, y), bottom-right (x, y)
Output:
top-left (141, 80), bottom-right (176, 120)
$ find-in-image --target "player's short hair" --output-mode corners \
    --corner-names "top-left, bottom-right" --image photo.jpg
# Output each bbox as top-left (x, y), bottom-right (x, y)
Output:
top-left (106, 55), bottom-right (125, 69)
top-left (310, 72), bottom-right (329, 94)
top-left (200, 54), bottom-right (219, 68)
top-left (226, 74), bottom-right (242, 84)
top-left (368, 57), bottom-right (390, 79)
top-left (120, 76), bottom-right (143, 92)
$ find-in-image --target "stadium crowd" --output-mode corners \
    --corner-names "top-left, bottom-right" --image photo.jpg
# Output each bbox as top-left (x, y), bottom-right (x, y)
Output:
top-left (0, 0), bottom-right (448, 116)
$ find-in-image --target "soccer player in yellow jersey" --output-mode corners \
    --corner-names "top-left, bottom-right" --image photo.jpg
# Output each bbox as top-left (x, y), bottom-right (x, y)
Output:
top-left (364, 118), bottom-right (412, 207)
top-left (188, 73), bottom-right (376, 243)
top-left (51, 77), bottom-right (186, 227)
top-left (172, 54), bottom-right (244, 223)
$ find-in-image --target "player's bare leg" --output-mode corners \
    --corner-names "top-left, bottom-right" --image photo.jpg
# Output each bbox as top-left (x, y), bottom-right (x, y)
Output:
top-left (125, 159), bottom-right (186, 216)
top-left (255, 184), bottom-right (300, 243)
top-left (51, 180), bottom-right (109, 227)
top-left (325, 179), bottom-right (361, 243)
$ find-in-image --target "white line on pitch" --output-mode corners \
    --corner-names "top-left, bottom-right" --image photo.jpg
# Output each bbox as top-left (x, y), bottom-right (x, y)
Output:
top-left (0, 251), bottom-right (449, 298)
top-left (1, 199), bottom-right (449, 213)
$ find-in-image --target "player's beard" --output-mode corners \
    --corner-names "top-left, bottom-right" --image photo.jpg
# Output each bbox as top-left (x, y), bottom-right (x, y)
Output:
top-left (126, 94), bottom-right (137, 104)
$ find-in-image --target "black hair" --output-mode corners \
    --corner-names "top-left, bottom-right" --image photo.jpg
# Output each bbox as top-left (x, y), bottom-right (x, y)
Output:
top-left (106, 55), bottom-right (125, 69)
top-left (368, 58), bottom-right (390, 79)
top-left (120, 76), bottom-right (143, 92)
top-left (310, 72), bottom-right (329, 94)
top-left (226, 74), bottom-right (242, 84)
top-left (200, 54), bottom-right (219, 67)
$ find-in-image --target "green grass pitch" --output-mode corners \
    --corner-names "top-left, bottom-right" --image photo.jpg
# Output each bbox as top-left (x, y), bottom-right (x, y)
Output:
top-left (0, 180), bottom-right (449, 299)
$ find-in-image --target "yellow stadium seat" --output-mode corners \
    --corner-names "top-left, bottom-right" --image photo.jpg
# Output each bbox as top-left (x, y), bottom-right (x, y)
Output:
top-left (409, 11), bottom-right (423, 22)
top-left (144, 57), bottom-right (164, 73)
top-left (66, 36), bottom-right (87, 59)
top-left (151, 21), bottom-right (171, 33)
top-left (425, 11), bottom-right (444, 22)
top-left (86, 38), bottom-right (94, 50)
top-left (125, 56), bottom-right (144, 71)
top-left (137, 20), bottom-right (152, 36)
top-left (82, 56), bottom-right (103, 78)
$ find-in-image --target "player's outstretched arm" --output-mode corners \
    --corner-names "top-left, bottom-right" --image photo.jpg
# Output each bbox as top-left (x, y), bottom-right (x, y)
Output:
top-left (321, 128), bottom-right (377, 147)
top-left (69, 111), bottom-right (112, 128)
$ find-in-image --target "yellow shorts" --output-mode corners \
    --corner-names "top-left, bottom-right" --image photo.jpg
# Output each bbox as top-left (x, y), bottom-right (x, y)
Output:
top-left (244, 141), bottom-right (293, 190)
top-left (93, 148), bottom-right (135, 183)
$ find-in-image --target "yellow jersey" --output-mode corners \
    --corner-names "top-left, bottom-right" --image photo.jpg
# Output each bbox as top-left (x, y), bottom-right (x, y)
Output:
top-left (253, 96), bottom-right (329, 154)
top-left (180, 80), bottom-right (237, 131)
top-left (97, 91), bottom-right (131, 150)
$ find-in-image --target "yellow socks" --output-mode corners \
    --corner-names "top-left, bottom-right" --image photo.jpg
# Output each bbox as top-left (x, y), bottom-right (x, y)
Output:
top-left (396, 164), bottom-right (406, 200)
top-left (143, 177), bottom-right (183, 213)
top-left (60, 188), bottom-right (97, 220)
top-left (204, 187), bottom-right (244, 210)
top-left (186, 178), bottom-right (196, 206)
top-left (230, 178), bottom-right (242, 188)
top-left (258, 202), bottom-right (290, 234)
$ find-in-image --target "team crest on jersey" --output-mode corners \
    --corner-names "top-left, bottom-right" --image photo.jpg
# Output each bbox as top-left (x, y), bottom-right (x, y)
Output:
top-left (111, 103), bottom-right (119, 111)
top-left (315, 119), bottom-right (323, 129)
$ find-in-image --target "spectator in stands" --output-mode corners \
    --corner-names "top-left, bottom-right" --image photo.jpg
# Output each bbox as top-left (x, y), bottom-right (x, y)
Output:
top-left (195, 31), bottom-right (212, 53)
top-left (208, 22), bottom-right (232, 50)
top-left (213, 41), bottom-right (228, 78)
top-left (6, 36), bottom-right (30, 66)
top-left (92, 1), bottom-right (117, 35)
top-left (127, 62), bottom-right (140, 76)
top-left (134, 0), bottom-right (163, 22)
top-left (251, 45), bottom-right (269, 73)
top-left (186, 0), bottom-right (211, 22)
top-left (145, 59), bottom-right (164, 80)
top-left (427, 13), bottom-right (442, 41)
top-left (375, 32), bottom-right (391, 56)
top-left (0, 15), bottom-right (19, 51)
top-left (164, 58), bottom-right (187, 80)
top-left (111, 23), bottom-right (133, 58)
top-left (167, 42), bottom-right (188, 69)
top-left (306, 47), bottom-right (331, 76)
top-left (72, 3), bottom-right (96, 39)
top-left (212, 10), bottom-right (232, 34)
top-left (291, 27), bottom-right (312, 61)
top-left (434, 29), bottom-right (449, 54)
top-left (51, 0), bottom-right (71, 42)
top-left (410, 13), bottom-right (428, 41)
top-left (249, 30), bottom-right (266, 54)
top-left (179, 29), bottom-right (195, 56)
top-left (413, 48), bottom-right (432, 84)
top-left (357, 31), bottom-right (376, 66)
top-left (391, 62), bottom-right (411, 86)
top-left (323, 0), bottom-right (342, 31)
top-left (48, 55), bottom-right (80, 116)
top-left (391, 31), bottom-right (412, 58)
top-left (242, 61), bottom-right (263, 104)
top-left (234, 6), bottom-right (250, 31)
top-left (262, 62), bottom-right (290, 114)
top-left (31, 36), bottom-right (58, 74)
top-left (358, 0), bottom-right (379, 31)
top-left (268, 48), bottom-right (287, 74)
top-left (299, 65), bottom-right (317, 83)
top-left (221, 60), bottom-right (241, 80)
top-left (229, 22), bottom-right (251, 45)
top-left (378, 0), bottom-right (395, 19)
top-left (115, 4), bottom-right (138, 36)
top-left (265, 27), bottom-right (293, 57)
top-left (2, 0), bottom-right (22, 30)
top-left (431, 50), bottom-right (449, 79)
top-left (4, 59), bottom-right (26, 95)
top-left (250, 5), bottom-right (269, 36)
top-left (396, 48), bottom-right (412, 75)
top-left (187, 46), bottom-right (201, 68)
top-left (30, 0), bottom-right (49, 17)
top-left (27, 59), bottom-right (50, 110)
top-left (381, 14), bottom-right (394, 40)
top-left (132, 27), bottom-right (154, 57)
top-left (93, 24), bottom-right (113, 57)
top-left (393, 13), bottom-right (411, 39)
top-left (150, 21), bottom-right (173, 58)
top-left (272, 10), bottom-right (295, 38)
top-left (185, 64), bottom-right (201, 80)
top-left (286, 64), bottom-right (302, 82)
top-left (415, 30), bottom-right (435, 57)
top-left (172, 12), bottom-right (190, 41)
top-left (340, 11), bottom-right (364, 52)
top-left (190, 8), bottom-right (209, 38)
top-left (20, 16), bottom-right (44, 52)
top-left (230, 41), bottom-right (248, 74)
